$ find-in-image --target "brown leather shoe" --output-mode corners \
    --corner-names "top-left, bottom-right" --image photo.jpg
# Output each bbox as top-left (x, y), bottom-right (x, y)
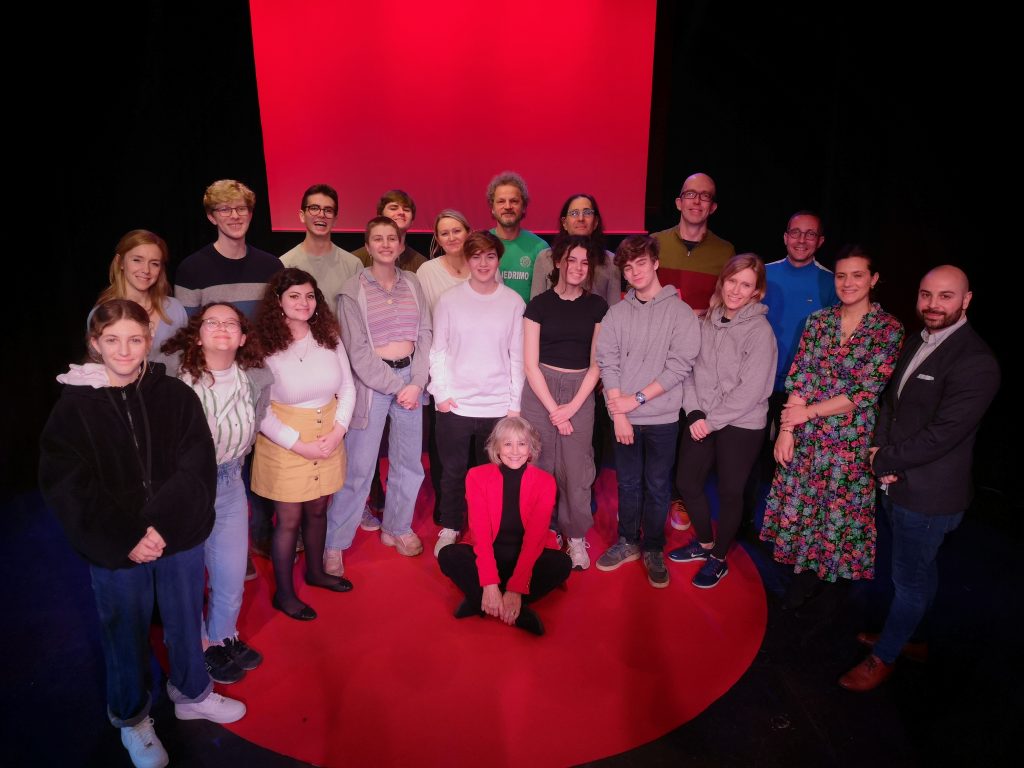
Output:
top-left (856, 632), bottom-right (929, 663)
top-left (839, 654), bottom-right (894, 691)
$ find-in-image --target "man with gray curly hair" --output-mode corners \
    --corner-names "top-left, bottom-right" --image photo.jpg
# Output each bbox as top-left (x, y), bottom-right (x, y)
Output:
top-left (487, 171), bottom-right (547, 303)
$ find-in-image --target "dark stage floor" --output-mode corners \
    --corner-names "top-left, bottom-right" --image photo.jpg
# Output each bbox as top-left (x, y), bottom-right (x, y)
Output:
top-left (3, 484), bottom-right (1020, 767)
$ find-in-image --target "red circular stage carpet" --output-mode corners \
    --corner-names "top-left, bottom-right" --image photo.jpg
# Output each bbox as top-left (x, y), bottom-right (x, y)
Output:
top-left (226, 469), bottom-right (766, 767)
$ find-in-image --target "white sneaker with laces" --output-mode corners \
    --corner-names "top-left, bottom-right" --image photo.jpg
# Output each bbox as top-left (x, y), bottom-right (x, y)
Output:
top-left (173, 691), bottom-right (246, 724)
top-left (120, 717), bottom-right (168, 768)
top-left (566, 537), bottom-right (591, 570)
top-left (434, 527), bottom-right (459, 557)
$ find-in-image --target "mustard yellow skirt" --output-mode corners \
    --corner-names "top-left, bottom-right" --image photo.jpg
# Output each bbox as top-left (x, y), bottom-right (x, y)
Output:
top-left (251, 400), bottom-right (346, 503)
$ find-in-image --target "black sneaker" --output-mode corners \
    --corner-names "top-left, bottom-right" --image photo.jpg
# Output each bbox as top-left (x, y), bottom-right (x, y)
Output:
top-left (223, 636), bottom-right (263, 671)
top-left (667, 541), bottom-right (711, 563)
top-left (204, 644), bottom-right (245, 684)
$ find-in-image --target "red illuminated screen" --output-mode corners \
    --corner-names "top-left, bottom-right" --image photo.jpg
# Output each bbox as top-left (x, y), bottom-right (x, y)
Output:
top-left (250, 1), bottom-right (656, 234)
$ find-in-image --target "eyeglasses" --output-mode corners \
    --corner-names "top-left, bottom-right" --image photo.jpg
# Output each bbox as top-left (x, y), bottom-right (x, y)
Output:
top-left (566, 208), bottom-right (596, 218)
top-left (304, 204), bottom-right (337, 218)
top-left (201, 318), bottom-right (241, 331)
top-left (680, 190), bottom-right (714, 202)
top-left (785, 228), bottom-right (821, 240)
top-left (213, 206), bottom-right (251, 217)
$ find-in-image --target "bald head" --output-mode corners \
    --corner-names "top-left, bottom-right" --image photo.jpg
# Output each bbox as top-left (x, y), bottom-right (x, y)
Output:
top-left (923, 265), bottom-right (970, 293)
top-left (918, 265), bottom-right (972, 331)
top-left (681, 172), bottom-right (717, 198)
top-left (675, 172), bottom-right (719, 231)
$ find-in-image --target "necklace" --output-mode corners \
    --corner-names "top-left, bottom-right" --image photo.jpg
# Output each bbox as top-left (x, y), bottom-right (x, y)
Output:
top-left (293, 331), bottom-right (313, 362)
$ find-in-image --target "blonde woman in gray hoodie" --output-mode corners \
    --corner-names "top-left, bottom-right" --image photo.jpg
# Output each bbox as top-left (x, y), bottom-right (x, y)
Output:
top-left (667, 254), bottom-right (777, 589)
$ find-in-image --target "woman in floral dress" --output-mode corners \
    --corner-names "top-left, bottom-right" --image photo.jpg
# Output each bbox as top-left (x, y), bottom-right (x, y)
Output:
top-left (761, 245), bottom-right (903, 608)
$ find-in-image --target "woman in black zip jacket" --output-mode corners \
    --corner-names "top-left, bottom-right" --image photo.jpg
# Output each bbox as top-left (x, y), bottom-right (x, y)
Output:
top-left (39, 299), bottom-right (245, 768)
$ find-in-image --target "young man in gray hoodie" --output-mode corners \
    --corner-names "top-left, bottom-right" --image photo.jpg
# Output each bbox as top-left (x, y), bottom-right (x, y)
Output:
top-left (595, 235), bottom-right (701, 587)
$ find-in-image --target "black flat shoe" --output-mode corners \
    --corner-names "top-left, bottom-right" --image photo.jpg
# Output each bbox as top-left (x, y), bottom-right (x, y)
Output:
top-left (272, 595), bottom-right (317, 621)
top-left (305, 576), bottom-right (353, 593)
top-left (514, 606), bottom-right (545, 636)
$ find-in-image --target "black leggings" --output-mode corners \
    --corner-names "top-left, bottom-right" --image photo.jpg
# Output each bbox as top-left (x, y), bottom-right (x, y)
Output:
top-left (676, 425), bottom-right (764, 560)
top-left (438, 543), bottom-right (570, 608)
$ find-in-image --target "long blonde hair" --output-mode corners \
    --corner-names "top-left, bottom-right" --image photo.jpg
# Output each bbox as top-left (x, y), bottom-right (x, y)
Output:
top-left (96, 230), bottom-right (173, 324)
top-left (706, 253), bottom-right (766, 322)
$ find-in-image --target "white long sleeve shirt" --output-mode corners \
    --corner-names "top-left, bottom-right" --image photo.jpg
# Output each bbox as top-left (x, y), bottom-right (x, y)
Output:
top-left (261, 334), bottom-right (356, 448)
top-left (428, 281), bottom-right (525, 417)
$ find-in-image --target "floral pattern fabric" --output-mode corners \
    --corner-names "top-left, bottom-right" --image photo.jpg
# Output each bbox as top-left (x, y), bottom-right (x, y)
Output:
top-left (761, 303), bottom-right (903, 582)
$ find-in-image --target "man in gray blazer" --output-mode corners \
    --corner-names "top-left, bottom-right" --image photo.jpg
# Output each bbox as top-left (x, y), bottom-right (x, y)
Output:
top-left (840, 265), bottom-right (1000, 691)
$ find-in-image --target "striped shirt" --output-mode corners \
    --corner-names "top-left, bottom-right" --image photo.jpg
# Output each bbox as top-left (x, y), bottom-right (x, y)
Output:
top-left (361, 271), bottom-right (418, 347)
top-left (183, 364), bottom-right (257, 464)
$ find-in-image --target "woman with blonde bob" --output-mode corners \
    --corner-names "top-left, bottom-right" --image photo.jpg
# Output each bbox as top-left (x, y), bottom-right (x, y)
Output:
top-left (97, 229), bottom-right (188, 355)
top-left (667, 254), bottom-right (777, 589)
top-left (437, 417), bottom-right (571, 636)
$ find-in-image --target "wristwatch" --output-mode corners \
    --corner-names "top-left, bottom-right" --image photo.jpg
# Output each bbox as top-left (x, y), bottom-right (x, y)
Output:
top-left (634, 391), bottom-right (647, 405)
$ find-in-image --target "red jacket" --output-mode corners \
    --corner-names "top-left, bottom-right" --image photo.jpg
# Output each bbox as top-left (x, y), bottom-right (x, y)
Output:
top-left (463, 463), bottom-right (559, 595)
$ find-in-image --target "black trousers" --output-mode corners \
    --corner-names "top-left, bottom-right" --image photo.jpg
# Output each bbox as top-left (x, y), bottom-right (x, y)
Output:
top-left (434, 411), bottom-right (499, 530)
top-left (677, 424), bottom-right (764, 560)
top-left (438, 543), bottom-right (570, 606)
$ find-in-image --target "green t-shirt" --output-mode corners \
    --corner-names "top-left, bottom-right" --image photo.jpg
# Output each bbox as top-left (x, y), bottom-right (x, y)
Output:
top-left (491, 228), bottom-right (548, 303)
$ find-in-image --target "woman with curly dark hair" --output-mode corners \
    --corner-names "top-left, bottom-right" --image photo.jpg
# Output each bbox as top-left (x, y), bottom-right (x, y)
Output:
top-left (251, 269), bottom-right (356, 620)
top-left (159, 303), bottom-right (272, 683)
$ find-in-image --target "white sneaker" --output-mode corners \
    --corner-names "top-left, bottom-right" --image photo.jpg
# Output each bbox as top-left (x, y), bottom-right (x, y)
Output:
top-left (324, 548), bottom-right (344, 576)
top-left (174, 691), bottom-right (246, 724)
top-left (434, 527), bottom-right (459, 557)
top-left (566, 537), bottom-right (591, 570)
top-left (120, 717), bottom-right (168, 768)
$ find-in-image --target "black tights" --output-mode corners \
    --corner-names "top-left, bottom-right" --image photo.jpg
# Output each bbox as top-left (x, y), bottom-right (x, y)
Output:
top-left (272, 495), bottom-right (340, 611)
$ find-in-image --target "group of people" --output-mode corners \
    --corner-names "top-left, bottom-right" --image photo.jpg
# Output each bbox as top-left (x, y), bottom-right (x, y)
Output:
top-left (39, 172), bottom-right (999, 768)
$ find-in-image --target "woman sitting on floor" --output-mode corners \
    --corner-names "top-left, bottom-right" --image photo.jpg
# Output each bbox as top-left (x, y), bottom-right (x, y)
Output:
top-left (437, 417), bottom-right (571, 636)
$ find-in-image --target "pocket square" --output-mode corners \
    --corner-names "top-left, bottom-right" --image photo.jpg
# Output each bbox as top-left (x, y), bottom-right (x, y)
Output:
top-left (916, 373), bottom-right (934, 381)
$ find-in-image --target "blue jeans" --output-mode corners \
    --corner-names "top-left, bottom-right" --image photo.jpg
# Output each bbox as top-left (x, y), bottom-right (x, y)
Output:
top-left (205, 459), bottom-right (248, 643)
top-left (612, 421), bottom-right (679, 551)
top-left (90, 543), bottom-right (212, 727)
top-left (327, 365), bottom-right (425, 549)
top-left (874, 496), bottom-right (963, 663)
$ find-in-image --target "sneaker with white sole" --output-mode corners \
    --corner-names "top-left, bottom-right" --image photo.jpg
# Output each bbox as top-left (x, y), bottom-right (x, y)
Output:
top-left (566, 537), bottom-right (591, 570)
top-left (692, 556), bottom-right (728, 589)
top-left (120, 717), bottom-right (168, 768)
top-left (324, 548), bottom-right (344, 576)
top-left (595, 537), bottom-right (642, 571)
top-left (667, 540), bottom-right (712, 563)
top-left (434, 527), bottom-right (459, 557)
top-left (669, 499), bottom-right (691, 531)
top-left (360, 506), bottom-right (382, 531)
top-left (173, 691), bottom-right (246, 724)
top-left (643, 550), bottom-right (670, 588)
top-left (381, 529), bottom-right (424, 556)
